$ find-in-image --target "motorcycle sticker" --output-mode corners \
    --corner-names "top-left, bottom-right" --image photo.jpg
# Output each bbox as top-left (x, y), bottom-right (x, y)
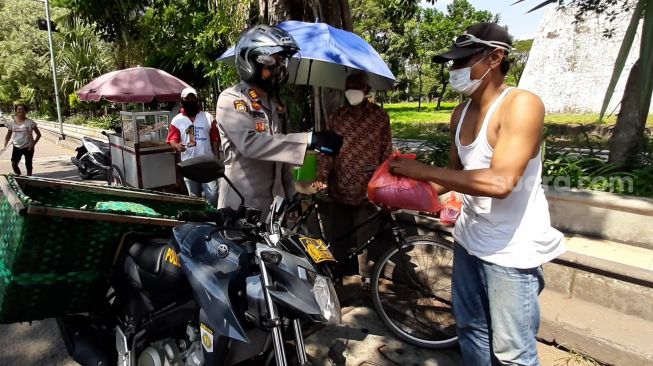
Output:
top-left (200, 323), bottom-right (214, 353)
top-left (299, 237), bottom-right (336, 263)
top-left (164, 248), bottom-right (181, 268)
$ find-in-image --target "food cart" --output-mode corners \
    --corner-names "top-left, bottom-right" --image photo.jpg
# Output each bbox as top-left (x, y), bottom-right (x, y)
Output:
top-left (108, 111), bottom-right (179, 190)
top-left (76, 67), bottom-right (193, 191)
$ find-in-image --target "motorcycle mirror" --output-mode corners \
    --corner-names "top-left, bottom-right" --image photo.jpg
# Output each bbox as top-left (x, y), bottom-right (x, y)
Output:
top-left (178, 156), bottom-right (225, 183)
top-left (178, 156), bottom-right (246, 209)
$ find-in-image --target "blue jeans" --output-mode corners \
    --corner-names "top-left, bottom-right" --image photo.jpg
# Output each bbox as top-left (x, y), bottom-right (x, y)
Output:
top-left (184, 178), bottom-right (219, 207)
top-left (452, 243), bottom-right (545, 366)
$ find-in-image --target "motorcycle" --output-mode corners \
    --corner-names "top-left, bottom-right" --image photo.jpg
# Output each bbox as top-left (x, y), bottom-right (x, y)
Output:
top-left (71, 133), bottom-right (113, 181)
top-left (56, 156), bottom-right (341, 366)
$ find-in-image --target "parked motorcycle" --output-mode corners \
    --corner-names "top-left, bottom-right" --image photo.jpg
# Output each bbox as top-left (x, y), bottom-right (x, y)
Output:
top-left (70, 134), bottom-right (113, 181)
top-left (57, 156), bottom-right (341, 366)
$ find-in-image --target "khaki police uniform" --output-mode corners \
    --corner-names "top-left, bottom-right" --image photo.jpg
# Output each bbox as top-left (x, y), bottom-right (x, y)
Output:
top-left (215, 81), bottom-right (309, 217)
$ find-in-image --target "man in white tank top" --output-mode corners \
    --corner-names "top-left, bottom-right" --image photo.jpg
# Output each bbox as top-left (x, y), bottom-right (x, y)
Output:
top-left (390, 23), bottom-right (565, 366)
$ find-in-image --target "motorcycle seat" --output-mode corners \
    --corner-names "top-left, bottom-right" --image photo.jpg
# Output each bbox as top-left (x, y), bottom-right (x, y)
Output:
top-left (84, 137), bottom-right (111, 156)
top-left (96, 141), bottom-right (111, 156)
top-left (119, 234), bottom-right (189, 309)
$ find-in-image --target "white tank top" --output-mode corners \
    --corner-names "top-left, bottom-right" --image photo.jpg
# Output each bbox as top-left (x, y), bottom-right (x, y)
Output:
top-left (453, 87), bottom-right (565, 268)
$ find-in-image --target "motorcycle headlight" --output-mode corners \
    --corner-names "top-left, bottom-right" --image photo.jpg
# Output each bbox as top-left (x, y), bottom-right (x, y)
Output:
top-left (312, 275), bottom-right (341, 325)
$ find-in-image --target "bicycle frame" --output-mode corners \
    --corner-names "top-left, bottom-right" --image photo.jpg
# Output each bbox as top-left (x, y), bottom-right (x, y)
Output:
top-left (290, 196), bottom-right (408, 261)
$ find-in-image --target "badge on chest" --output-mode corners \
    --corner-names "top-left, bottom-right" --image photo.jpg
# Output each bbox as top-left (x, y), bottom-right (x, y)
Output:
top-left (250, 110), bottom-right (270, 133)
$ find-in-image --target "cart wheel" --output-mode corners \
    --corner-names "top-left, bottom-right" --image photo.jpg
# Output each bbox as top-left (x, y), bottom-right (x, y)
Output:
top-left (107, 165), bottom-right (124, 186)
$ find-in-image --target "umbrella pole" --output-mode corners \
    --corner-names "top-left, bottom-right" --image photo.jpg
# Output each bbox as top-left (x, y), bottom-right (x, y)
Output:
top-left (304, 59), bottom-right (323, 132)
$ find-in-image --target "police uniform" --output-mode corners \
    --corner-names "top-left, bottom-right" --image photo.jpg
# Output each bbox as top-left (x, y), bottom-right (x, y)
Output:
top-left (215, 81), bottom-right (309, 217)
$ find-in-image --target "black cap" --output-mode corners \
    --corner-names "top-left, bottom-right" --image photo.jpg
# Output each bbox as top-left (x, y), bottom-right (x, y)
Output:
top-left (433, 22), bottom-right (513, 63)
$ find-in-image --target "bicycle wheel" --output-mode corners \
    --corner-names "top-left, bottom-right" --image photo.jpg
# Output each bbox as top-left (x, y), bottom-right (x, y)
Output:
top-left (371, 235), bottom-right (457, 349)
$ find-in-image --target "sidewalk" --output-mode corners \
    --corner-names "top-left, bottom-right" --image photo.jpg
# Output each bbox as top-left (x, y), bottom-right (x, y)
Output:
top-left (305, 276), bottom-right (598, 366)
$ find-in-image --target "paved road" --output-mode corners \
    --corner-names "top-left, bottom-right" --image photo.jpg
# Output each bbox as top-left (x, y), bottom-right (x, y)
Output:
top-left (0, 125), bottom-right (583, 366)
top-left (0, 126), bottom-right (83, 180)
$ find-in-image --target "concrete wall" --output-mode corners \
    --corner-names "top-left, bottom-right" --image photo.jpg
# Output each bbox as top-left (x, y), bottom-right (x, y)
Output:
top-left (546, 188), bottom-right (653, 249)
top-left (519, 2), bottom-right (651, 113)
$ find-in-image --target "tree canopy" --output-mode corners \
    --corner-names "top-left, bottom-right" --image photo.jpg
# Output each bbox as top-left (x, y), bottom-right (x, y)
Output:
top-left (0, 0), bottom-right (521, 115)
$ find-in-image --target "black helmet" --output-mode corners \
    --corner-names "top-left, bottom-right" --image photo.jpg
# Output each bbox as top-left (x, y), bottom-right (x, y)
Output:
top-left (235, 25), bottom-right (299, 89)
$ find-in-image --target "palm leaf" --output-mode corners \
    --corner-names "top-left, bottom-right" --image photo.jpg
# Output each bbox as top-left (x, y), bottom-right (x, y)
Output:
top-left (527, 0), bottom-right (559, 14)
top-left (598, 0), bottom-right (646, 121)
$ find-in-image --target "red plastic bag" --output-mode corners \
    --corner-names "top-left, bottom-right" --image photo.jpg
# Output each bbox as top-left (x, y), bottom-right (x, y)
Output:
top-left (367, 152), bottom-right (441, 213)
top-left (439, 192), bottom-right (463, 225)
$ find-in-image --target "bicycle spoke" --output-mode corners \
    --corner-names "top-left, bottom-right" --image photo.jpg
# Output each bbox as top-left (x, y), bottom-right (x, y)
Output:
top-left (379, 291), bottom-right (455, 339)
top-left (373, 239), bottom-right (457, 347)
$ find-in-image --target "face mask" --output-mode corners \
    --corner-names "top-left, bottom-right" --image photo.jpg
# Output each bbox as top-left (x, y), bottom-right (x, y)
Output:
top-left (345, 89), bottom-right (366, 106)
top-left (449, 56), bottom-right (491, 96)
top-left (182, 100), bottom-right (200, 117)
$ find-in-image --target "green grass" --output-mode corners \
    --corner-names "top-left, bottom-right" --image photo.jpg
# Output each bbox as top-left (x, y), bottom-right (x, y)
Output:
top-left (385, 101), bottom-right (456, 124)
top-left (385, 101), bottom-right (653, 126)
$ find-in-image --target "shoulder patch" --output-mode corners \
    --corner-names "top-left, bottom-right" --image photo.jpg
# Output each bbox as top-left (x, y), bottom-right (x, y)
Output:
top-left (233, 100), bottom-right (248, 112)
top-left (248, 89), bottom-right (259, 100)
top-left (251, 101), bottom-right (262, 111)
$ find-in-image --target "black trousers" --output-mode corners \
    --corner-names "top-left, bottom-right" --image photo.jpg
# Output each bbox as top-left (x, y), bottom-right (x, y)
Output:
top-left (11, 146), bottom-right (34, 171)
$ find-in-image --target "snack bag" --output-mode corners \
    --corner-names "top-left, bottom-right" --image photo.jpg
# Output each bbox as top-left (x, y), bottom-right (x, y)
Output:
top-left (367, 152), bottom-right (441, 213)
top-left (439, 192), bottom-right (463, 225)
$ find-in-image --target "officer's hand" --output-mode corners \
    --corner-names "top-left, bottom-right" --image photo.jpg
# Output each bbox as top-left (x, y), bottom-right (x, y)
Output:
top-left (312, 181), bottom-right (328, 191)
top-left (310, 131), bottom-right (343, 156)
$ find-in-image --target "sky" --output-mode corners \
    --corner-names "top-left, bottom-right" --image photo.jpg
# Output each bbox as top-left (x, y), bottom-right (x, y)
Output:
top-left (422, 0), bottom-right (546, 40)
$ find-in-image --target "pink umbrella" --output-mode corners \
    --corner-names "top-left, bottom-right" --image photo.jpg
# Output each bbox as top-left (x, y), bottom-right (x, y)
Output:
top-left (76, 67), bottom-right (191, 103)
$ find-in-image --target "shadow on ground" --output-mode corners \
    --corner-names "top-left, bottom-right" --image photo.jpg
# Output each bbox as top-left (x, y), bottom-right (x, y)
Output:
top-left (305, 276), bottom-right (463, 366)
top-left (0, 319), bottom-right (75, 366)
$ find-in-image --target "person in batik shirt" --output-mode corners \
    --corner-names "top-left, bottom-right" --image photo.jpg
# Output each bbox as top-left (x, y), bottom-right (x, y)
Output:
top-left (316, 72), bottom-right (393, 279)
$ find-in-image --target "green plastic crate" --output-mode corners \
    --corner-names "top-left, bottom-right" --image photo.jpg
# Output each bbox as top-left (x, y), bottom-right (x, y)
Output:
top-left (0, 175), bottom-right (213, 323)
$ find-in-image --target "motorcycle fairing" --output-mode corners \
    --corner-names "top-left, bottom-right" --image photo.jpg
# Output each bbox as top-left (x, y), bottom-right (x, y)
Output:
top-left (172, 224), bottom-right (249, 343)
top-left (255, 244), bottom-right (323, 316)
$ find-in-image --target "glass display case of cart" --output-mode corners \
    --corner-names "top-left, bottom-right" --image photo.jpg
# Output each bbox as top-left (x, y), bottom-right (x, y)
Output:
top-left (120, 111), bottom-right (170, 148)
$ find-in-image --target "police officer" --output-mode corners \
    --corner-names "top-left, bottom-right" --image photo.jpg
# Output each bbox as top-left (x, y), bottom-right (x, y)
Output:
top-left (216, 24), bottom-right (343, 216)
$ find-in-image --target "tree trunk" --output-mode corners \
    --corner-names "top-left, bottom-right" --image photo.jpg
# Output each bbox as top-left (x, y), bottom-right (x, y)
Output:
top-left (417, 64), bottom-right (423, 110)
top-left (608, 59), bottom-right (650, 167)
top-left (258, 0), bottom-right (351, 131)
top-left (436, 65), bottom-right (448, 111)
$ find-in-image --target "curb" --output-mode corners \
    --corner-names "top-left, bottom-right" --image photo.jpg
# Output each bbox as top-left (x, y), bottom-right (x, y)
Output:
top-left (540, 290), bottom-right (653, 366)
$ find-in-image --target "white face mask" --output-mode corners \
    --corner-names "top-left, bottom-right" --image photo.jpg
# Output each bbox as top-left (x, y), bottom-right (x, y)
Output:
top-left (345, 89), bottom-right (366, 106)
top-left (449, 57), bottom-right (491, 96)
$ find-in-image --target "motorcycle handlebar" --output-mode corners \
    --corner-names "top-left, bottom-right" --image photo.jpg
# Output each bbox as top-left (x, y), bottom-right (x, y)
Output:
top-left (177, 210), bottom-right (226, 224)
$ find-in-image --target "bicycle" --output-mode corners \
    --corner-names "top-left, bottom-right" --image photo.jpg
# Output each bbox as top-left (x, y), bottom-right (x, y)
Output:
top-left (283, 192), bottom-right (457, 349)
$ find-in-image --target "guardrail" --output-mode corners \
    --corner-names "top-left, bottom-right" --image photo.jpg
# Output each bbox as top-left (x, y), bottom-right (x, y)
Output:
top-left (34, 119), bottom-right (108, 138)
